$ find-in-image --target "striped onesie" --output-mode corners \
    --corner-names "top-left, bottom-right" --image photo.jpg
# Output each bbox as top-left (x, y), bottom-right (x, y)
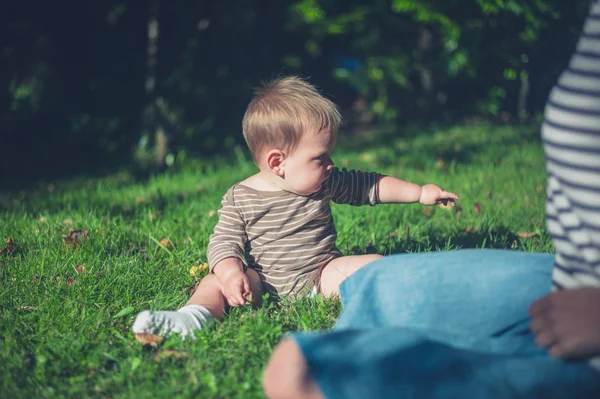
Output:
top-left (206, 167), bottom-right (380, 297)
top-left (542, 0), bottom-right (600, 369)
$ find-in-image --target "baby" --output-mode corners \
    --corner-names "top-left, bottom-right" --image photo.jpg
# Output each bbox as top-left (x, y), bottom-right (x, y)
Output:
top-left (132, 76), bottom-right (459, 345)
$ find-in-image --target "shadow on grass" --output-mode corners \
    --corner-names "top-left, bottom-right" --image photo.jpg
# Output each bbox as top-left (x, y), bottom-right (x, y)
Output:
top-left (337, 123), bottom-right (542, 171)
top-left (347, 224), bottom-right (548, 256)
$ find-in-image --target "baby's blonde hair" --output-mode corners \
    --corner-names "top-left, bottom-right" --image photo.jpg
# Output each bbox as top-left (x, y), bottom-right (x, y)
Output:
top-left (242, 76), bottom-right (341, 163)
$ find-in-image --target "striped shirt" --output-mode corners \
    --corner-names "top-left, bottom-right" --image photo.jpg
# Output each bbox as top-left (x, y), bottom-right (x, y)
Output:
top-left (542, 0), bottom-right (600, 370)
top-left (207, 167), bottom-right (380, 297)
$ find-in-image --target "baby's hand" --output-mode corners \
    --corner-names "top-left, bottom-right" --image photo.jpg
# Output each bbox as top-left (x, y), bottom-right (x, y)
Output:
top-left (419, 184), bottom-right (460, 206)
top-left (221, 271), bottom-right (251, 307)
top-left (529, 287), bottom-right (600, 359)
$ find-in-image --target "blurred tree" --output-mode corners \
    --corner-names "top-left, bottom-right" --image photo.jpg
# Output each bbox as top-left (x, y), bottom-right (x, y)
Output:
top-left (283, 0), bottom-right (589, 125)
top-left (0, 0), bottom-right (591, 187)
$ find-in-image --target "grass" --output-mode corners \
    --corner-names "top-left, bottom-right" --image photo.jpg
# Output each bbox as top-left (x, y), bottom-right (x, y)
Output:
top-left (0, 124), bottom-right (552, 398)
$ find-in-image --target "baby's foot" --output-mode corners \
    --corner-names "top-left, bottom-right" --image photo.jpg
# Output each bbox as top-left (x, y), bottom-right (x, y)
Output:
top-left (132, 305), bottom-right (214, 346)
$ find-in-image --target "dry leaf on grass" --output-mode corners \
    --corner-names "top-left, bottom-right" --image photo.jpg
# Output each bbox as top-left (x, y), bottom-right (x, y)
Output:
top-left (135, 333), bottom-right (164, 348)
top-left (153, 349), bottom-right (190, 361)
top-left (75, 264), bottom-right (86, 274)
top-left (1, 238), bottom-right (15, 256)
top-left (63, 229), bottom-right (89, 247)
top-left (517, 232), bottom-right (536, 238)
top-left (148, 210), bottom-right (164, 221)
top-left (474, 202), bottom-right (482, 216)
top-left (19, 306), bottom-right (37, 312)
top-left (189, 263), bottom-right (208, 277)
top-left (465, 227), bottom-right (474, 233)
top-left (208, 210), bottom-right (216, 217)
top-left (243, 291), bottom-right (254, 303)
top-left (423, 207), bottom-right (432, 217)
top-left (136, 197), bottom-right (146, 204)
top-left (159, 238), bottom-right (174, 249)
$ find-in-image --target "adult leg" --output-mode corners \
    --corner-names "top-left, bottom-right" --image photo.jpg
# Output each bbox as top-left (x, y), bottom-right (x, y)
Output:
top-left (264, 329), bottom-right (600, 399)
top-left (336, 249), bottom-right (553, 343)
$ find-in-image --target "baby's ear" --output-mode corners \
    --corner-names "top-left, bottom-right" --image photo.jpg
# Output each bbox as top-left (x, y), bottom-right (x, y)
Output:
top-left (266, 149), bottom-right (285, 177)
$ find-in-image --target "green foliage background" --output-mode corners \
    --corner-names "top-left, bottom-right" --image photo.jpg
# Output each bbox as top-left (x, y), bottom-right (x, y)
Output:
top-left (1, 0), bottom-right (590, 185)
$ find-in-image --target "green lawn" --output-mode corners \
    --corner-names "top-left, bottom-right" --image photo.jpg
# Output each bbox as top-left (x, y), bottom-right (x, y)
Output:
top-left (0, 124), bottom-right (552, 398)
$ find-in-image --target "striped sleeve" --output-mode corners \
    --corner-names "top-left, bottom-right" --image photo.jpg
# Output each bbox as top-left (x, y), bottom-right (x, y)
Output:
top-left (206, 187), bottom-right (248, 272)
top-left (327, 167), bottom-right (380, 206)
top-left (542, 0), bottom-right (600, 291)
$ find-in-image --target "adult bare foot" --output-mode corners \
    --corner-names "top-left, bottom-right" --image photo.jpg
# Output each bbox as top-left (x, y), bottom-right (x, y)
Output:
top-left (529, 287), bottom-right (600, 359)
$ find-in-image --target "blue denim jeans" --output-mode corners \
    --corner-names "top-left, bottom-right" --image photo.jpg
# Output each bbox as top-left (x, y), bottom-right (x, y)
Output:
top-left (292, 250), bottom-right (600, 399)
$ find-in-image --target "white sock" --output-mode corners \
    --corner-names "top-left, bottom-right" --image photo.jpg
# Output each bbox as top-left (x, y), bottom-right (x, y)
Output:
top-left (132, 305), bottom-right (214, 339)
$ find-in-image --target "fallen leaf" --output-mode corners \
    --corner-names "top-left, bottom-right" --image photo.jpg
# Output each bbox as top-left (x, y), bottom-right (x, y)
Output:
top-left (0, 238), bottom-right (15, 256)
top-left (518, 232), bottom-right (536, 238)
top-left (18, 306), bottom-right (37, 311)
top-left (63, 229), bottom-right (89, 247)
top-left (189, 263), bottom-right (208, 277)
top-left (243, 291), bottom-right (254, 303)
top-left (148, 210), bottom-right (164, 221)
top-left (153, 349), bottom-right (190, 362)
top-left (125, 245), bottom-right (150, 261)
top-left (135, 333), bottom-right (164, 348)
top-left (474, 202), bottom-right (481, 216)
top-left (67, 278), bottom-right (76, 288)
top-left (208, 210), bottom-right (216, 217)
top-left (136, 197), bottom-right (146, 204)
top-left (423, 207), bottom-right (432, 217)
top-left (159, 238), bottom-right (173, 249)
top-left (465, 227), bottom-right (474, 233)
top-left (75, 264), bottom-right (86, 274)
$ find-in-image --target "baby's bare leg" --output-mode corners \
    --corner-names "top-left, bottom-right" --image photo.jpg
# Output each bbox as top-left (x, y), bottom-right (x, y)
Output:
top-left (186, 268), bottom-right (264, 320)
top-left (133, 268), bottom-right (264, 345)
top-left (319, 254), bottom-right (383, 298)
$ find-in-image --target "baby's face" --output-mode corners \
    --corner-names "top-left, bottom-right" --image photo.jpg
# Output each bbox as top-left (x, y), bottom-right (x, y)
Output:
top-left (282, 129), bottom-right (335, 195)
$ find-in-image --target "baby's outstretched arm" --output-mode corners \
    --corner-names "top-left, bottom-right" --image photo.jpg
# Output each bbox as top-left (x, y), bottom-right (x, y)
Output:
top-left (529, 287), bottom-right (600, 360)
top-left (377, 176), bottom-right (460, 206)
